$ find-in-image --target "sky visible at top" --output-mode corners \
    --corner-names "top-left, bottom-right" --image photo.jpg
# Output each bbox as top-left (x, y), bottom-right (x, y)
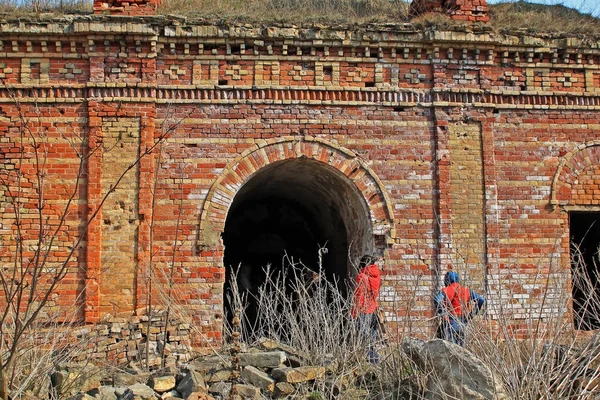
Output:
top-left (487, 0), bottom-right (600, 17)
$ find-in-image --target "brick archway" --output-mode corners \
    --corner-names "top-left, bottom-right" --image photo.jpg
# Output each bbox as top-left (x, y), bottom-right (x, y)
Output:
top-left (551, 141), bottom-right (600, 207)
top-left (198, 137), bottom-right (395, 255)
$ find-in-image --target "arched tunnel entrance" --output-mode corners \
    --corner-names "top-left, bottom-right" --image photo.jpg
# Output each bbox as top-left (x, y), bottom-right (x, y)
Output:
top-left (222, 158), bottom-right (375, 334)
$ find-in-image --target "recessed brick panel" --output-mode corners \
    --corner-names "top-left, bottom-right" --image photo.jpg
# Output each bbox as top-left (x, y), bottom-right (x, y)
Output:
top-left (340, 62), bottom-right (375, 87)
top-left (158, 60), bottom-right (192, 85)
top-left (100, 117), bottom-right (140, 316)
top-left (448, 122), bottom-right (486, 289)
top-left (280, 62), bottom-right (315, 86)
top-left (0, 60), bottom-right (19, 83)
top-left (105, 58), bottom-right (142, 83)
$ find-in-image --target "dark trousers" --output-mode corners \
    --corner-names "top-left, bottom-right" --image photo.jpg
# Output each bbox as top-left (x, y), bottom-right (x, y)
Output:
top-left (441, 318), bottom-right (467, 347)
top-left (356, 314), bottom-right (380, 364)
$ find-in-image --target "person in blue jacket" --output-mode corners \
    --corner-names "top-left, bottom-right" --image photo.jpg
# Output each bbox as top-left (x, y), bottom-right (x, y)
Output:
top-left (434, 271), bottom-right (485, 346)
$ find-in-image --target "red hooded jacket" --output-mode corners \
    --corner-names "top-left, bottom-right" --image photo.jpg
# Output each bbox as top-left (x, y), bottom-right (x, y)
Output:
top-left (351, 263), bottom-right (381, 317)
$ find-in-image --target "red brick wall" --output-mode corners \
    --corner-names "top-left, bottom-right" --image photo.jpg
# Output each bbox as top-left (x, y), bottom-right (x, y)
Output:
top-left (2, 17), bottom-right (600, 347)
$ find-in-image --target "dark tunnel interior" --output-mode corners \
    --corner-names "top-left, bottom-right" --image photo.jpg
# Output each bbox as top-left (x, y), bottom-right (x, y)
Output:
top-left (570, 211), bottom-right (600, 330)
top-left (222, 158), bottom-right (374, 333)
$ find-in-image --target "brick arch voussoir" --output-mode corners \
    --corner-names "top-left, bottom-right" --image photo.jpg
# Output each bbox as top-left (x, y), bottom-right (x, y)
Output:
top-left (198, 137), bottom-right (396, 248)
top-left (551, 141), bottom-right (600, 206)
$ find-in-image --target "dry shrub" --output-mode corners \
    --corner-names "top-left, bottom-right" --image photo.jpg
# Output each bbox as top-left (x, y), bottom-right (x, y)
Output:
top-left (223, 254), bottom-right (415, 398)
top-left (157, 0), bottom-right (411, 24)
top-left (488, 1), bottom-right (600, 36)
top-left (463, 243), bottom-right (600, 399)
top-left (0, 0), bottom-right (91, 14)
top-left (157, 0), bottom-right (600, 37)
top-left (1, 302), bottom-right (91, 399)
top-left (156, 238), bottom-right (600, 399)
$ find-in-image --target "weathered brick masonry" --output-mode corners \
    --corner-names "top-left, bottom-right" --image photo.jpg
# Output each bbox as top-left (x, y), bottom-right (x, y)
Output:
top-left (2, 0), bottom-right (600, 349)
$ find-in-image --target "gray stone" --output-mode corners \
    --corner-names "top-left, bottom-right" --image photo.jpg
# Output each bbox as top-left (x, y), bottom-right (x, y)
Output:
top-left (187, 392), bottom-right (216, 399)
top-left (404, 339), bottom-right (509, 400)
top-left (176, 370), bottom-right (206, 399)
top-left (208, 382), bottom-right (231, 397)
top-left (159, 389), bottom-right (182, 399)
top-left (150, 376), bottom-right (176, 393)
top-left (152, 367), bottom-right (179, 377)
top-left (114, 387), bottom-right (129, 398)
top-left (401, 338), bottom-right (427, 366)
top-left (271, 366), bottom-right (326, 383)
top-left (231, 384), bottom-right (260, 400)
top-left (239, 351), bottom-right (286, 368)
top-left (67, 394), bottom-right (96, 400)
top-left (257, 338), bottom-right (309, 360)
top-left (126, 383), bottom-right (159, 399)
top-left (241, 365), bottom-right (275, 392)
top-left (204, 369), bottom-right (233, 383)
top-left (284, 355), bottom-right (303, 368)
top-left (274, 382), bottom-right (295, 397)
top-left (51, 364), bottom-right (105, 398)
top-left (187, 355), bottom-right (231, 374)
top-left (115, 386), bottom-right (130, 399)
top-left (114, 371), bottom-right (147, 387)
top-left (87, 386), bottom-right (118, 400)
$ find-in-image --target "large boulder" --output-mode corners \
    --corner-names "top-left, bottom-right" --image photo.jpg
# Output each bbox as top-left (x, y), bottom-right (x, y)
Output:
top-left (403, 339), bottom-right (509, 400)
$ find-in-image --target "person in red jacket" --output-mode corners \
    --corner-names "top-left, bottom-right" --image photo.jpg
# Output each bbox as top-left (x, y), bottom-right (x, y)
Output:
top-left (352, 254), bottom-right (382, 364)
top-left (434, 271), bottom-right (485, 346)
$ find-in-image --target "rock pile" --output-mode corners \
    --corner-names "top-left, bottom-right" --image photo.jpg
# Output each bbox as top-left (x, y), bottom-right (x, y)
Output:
top-left (55, 338), bottom-right (347, 400)
top-left (69, 311), bottom-right (192, 369)
top-left (49, 337), bottom-right (514, 400)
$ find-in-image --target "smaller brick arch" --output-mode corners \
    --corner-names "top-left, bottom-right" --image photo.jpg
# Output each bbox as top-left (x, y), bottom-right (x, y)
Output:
top-left (198, 136), bottom-right (396, 250)
top-left (551, 141), bottom-right (600, 207)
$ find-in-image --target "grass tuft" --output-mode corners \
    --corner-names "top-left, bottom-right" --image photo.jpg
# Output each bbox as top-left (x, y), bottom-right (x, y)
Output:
top-left (157, 0), bottom-right (411, 25)
top-left (488, 1), bottom-right (600, 37)
top-left (0, 0), bottom-right (599, 38)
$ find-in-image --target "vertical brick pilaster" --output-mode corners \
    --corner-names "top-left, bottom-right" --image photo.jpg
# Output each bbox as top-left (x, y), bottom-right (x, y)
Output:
top-left (480, 119), bottom-right (498, 295)
top-left (135, 104), bottom-right (157, 314)
top-left (85, 101), bottom-right (103, 323)
top-left (432, 109), bottom-right (453, 280)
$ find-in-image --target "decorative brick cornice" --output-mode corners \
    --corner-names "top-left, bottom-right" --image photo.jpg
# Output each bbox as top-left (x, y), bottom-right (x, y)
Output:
top-left (4, 85), bottom-right (600, 112)
top-left (3, 18), bottom-right (600, 110)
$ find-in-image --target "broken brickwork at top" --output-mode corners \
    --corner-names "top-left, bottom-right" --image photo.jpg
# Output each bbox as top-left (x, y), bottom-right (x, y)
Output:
top-left (94, 0), bottom-right (489, 22)
top-left (410, 0), bottom-right (490, 22)
top-left (93, 0), bottom-right (160, 15)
